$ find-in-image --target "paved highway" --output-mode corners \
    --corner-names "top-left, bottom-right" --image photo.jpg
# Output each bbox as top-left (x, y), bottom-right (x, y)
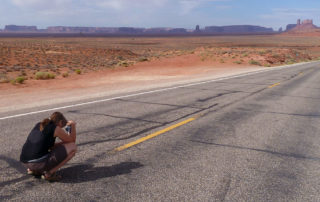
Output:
top-left (1, 62), bottom-right (320, 201)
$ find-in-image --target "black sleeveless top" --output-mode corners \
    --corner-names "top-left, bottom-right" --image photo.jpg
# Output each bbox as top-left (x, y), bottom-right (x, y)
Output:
top-left (20, 122), bottom-right (57, 163)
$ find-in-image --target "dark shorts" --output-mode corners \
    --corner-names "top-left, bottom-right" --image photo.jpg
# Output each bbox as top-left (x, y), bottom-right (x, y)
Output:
top-left (23, 144), bottom-right (68, 174)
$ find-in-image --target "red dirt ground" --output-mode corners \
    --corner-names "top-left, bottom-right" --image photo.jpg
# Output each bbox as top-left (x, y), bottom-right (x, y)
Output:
top-left (0, 53), bottom-right (261, 113)
top-left (1, 35), bottom-right (320, 113)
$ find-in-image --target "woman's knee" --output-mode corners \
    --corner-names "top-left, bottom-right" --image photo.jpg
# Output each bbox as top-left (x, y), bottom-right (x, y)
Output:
top-left (63, 142), bottom-right (77, 155)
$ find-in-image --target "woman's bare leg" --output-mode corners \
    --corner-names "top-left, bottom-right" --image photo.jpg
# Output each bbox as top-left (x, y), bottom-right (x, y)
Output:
top-left (46, 142), bottom-right (77, 176)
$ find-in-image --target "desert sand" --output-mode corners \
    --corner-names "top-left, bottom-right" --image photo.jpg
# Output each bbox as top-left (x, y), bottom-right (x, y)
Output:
top-left (1, 35), bottom-right (320, 113)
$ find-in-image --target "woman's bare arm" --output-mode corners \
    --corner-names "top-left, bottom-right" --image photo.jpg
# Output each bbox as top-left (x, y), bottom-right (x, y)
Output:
top-left (54, 121), bottom-right (76, 143)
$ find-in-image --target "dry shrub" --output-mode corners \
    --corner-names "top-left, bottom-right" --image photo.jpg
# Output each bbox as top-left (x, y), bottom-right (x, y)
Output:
top-left (0, 74), bottom-right (10, 83)
top-left (75, 69), bottom-right (81, 74)
top-left (15, 76), bottom-right (26, 84)
top-left (35, 72), bottom-right (55, 80)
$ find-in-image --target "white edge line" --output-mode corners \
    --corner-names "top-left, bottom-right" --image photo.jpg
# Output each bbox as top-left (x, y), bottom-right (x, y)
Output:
top-left (0, 62), bottom-right (316, 121)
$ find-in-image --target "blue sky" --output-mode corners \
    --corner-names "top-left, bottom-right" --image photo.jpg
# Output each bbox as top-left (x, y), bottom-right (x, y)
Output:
top-left (1, 0), bottom-right (320, 30)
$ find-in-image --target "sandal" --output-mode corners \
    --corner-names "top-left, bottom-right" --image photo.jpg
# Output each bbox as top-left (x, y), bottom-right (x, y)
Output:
top-left (27, 168), bottom-right (33, 175)
top-left (41, 172), bottom-right (62, 182)
top-left (27, 168), bottom-right (42, 176)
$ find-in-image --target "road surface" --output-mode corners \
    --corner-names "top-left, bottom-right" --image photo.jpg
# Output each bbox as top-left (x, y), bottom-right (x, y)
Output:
top-left (1, 62), bottom-right (320, 201)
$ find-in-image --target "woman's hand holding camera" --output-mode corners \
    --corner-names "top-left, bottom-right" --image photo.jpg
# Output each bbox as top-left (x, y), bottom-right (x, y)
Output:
top-left (67, 120), bottom-right (76, 126)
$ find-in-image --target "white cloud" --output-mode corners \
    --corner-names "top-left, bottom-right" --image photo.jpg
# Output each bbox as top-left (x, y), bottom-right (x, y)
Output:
top-left (5, 0), bottom-right (232, 28)
top-left (179, 0), bottom-right (200, 15)
top-left (259, 8), bottom-right (320, 28)
top-left (179, 0), bottom-right (230, 15)
top-left (11, 0), bottom-right (72, 10)
top-left (260, 8), bottom-right (320, 20)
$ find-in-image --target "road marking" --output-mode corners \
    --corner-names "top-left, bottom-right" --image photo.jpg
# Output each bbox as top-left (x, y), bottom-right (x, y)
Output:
top-left (268, 83), bottom-right (281, 88)
top-left (113, 117), bottom-right (196, 152)
top-left (0, 61), bottom-right (316, 121)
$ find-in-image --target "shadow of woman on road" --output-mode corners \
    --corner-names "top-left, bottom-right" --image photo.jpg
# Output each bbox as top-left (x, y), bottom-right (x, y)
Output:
top-left (59, 161), bottom-right (143, 183)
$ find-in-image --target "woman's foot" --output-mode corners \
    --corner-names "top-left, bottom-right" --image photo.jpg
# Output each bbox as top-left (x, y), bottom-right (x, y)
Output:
top-left (41, 172), bottom-right (62, 182)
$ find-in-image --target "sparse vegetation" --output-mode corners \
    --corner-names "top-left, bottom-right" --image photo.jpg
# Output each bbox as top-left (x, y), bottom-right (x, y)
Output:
top-left (75, 69), bottom-right (82, 74)
top-left (249, 60), bottom-right (261, 66)
top-left (0, 36), bottom-right (319, 85)
top-left (0, 74), bottom-right (10, 83)
top-left (35, 71), bottom-right (55, 80)
top-left (62, 72), bottom-right (69, 78)
top-left (138, 57), bottom-right (148, 62)
top-left (15, 76), bottom-right (26, 84)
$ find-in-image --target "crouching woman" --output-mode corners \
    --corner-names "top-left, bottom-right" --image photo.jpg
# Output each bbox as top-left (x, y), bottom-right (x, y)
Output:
top-left (20, 111), bottom-right (77, 182)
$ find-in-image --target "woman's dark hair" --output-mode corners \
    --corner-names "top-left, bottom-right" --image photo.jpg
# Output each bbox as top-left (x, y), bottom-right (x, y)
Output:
top-left (40, 112), bottom-right (68, 131)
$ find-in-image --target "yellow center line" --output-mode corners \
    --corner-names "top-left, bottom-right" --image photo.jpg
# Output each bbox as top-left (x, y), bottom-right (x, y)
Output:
top-left (113, 117), bottom-right (197, 152)
top-left (268, 82), bottom-right (281, 88)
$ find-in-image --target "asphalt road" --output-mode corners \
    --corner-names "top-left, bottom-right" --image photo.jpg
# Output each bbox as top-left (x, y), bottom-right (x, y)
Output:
top-left (1, 62), bottom-right (320, 201)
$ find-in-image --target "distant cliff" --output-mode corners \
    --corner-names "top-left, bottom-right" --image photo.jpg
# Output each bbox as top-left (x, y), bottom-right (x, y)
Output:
top-left (47, 26), bottom-right (119, 33)
top-left (1, 24), bottom-right (274, 35)
top-left (204, 25), bottom-right (274, 34)
top-left (4, 25), bottom-right (37, 32)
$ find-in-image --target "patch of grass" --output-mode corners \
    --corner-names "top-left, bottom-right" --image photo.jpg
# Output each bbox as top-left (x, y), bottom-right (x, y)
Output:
top-left (234, 61), bottom-right (242, 64)
top-left (75, 69), bottom-right (81, 74)
top-left (249, 60), bottom-right (261, 66)
top-left (220, 59), bottom-right (225, 63)
top-left (35, 71), bottom-right (55, 80)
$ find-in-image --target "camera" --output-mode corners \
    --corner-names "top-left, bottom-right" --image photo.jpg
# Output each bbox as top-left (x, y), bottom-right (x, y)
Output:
top-left (65, 125), bottom-right (72, 133)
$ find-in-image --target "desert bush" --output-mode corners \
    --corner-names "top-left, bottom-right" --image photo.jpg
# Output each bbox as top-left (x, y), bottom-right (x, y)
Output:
top-left (138, 57), bottom-right (148, 62)
top-left (0, 74), bottom-right (9, 83)
top-left (15, 76), bottom-right (26, 84)
top-left (75, 69), bottom-right (81, 74)
top-left (118, 61), bottom-right (130, 67)
top-left (249, 60), bottom-right (261, 66)
top-left (62, 72), bottom-right (69, 78)
top-left (234, 61), bottom-right (242, 64)
top-left (35, 71), bottom-right (55, 80)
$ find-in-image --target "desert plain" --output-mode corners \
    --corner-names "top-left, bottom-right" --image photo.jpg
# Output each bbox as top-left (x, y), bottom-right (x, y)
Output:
top-left (1, 35), bottom-right (320, 112)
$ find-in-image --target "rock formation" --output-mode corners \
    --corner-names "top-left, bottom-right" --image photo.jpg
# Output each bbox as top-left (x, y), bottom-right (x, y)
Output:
top-left (1, 24), bottom-right (274, 35)
top-left (194, 25), bottom-right (201, 33)
top-left (204, 25), bottom-right (274, 34)
top-left (285, 19), bottom-right (320, 34)
top-left (4, 25), bottom-right (38, 32)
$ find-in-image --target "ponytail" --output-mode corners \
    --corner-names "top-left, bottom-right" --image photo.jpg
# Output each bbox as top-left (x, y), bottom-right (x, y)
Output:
top-left (40, 118), bottom-right (51, 131)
